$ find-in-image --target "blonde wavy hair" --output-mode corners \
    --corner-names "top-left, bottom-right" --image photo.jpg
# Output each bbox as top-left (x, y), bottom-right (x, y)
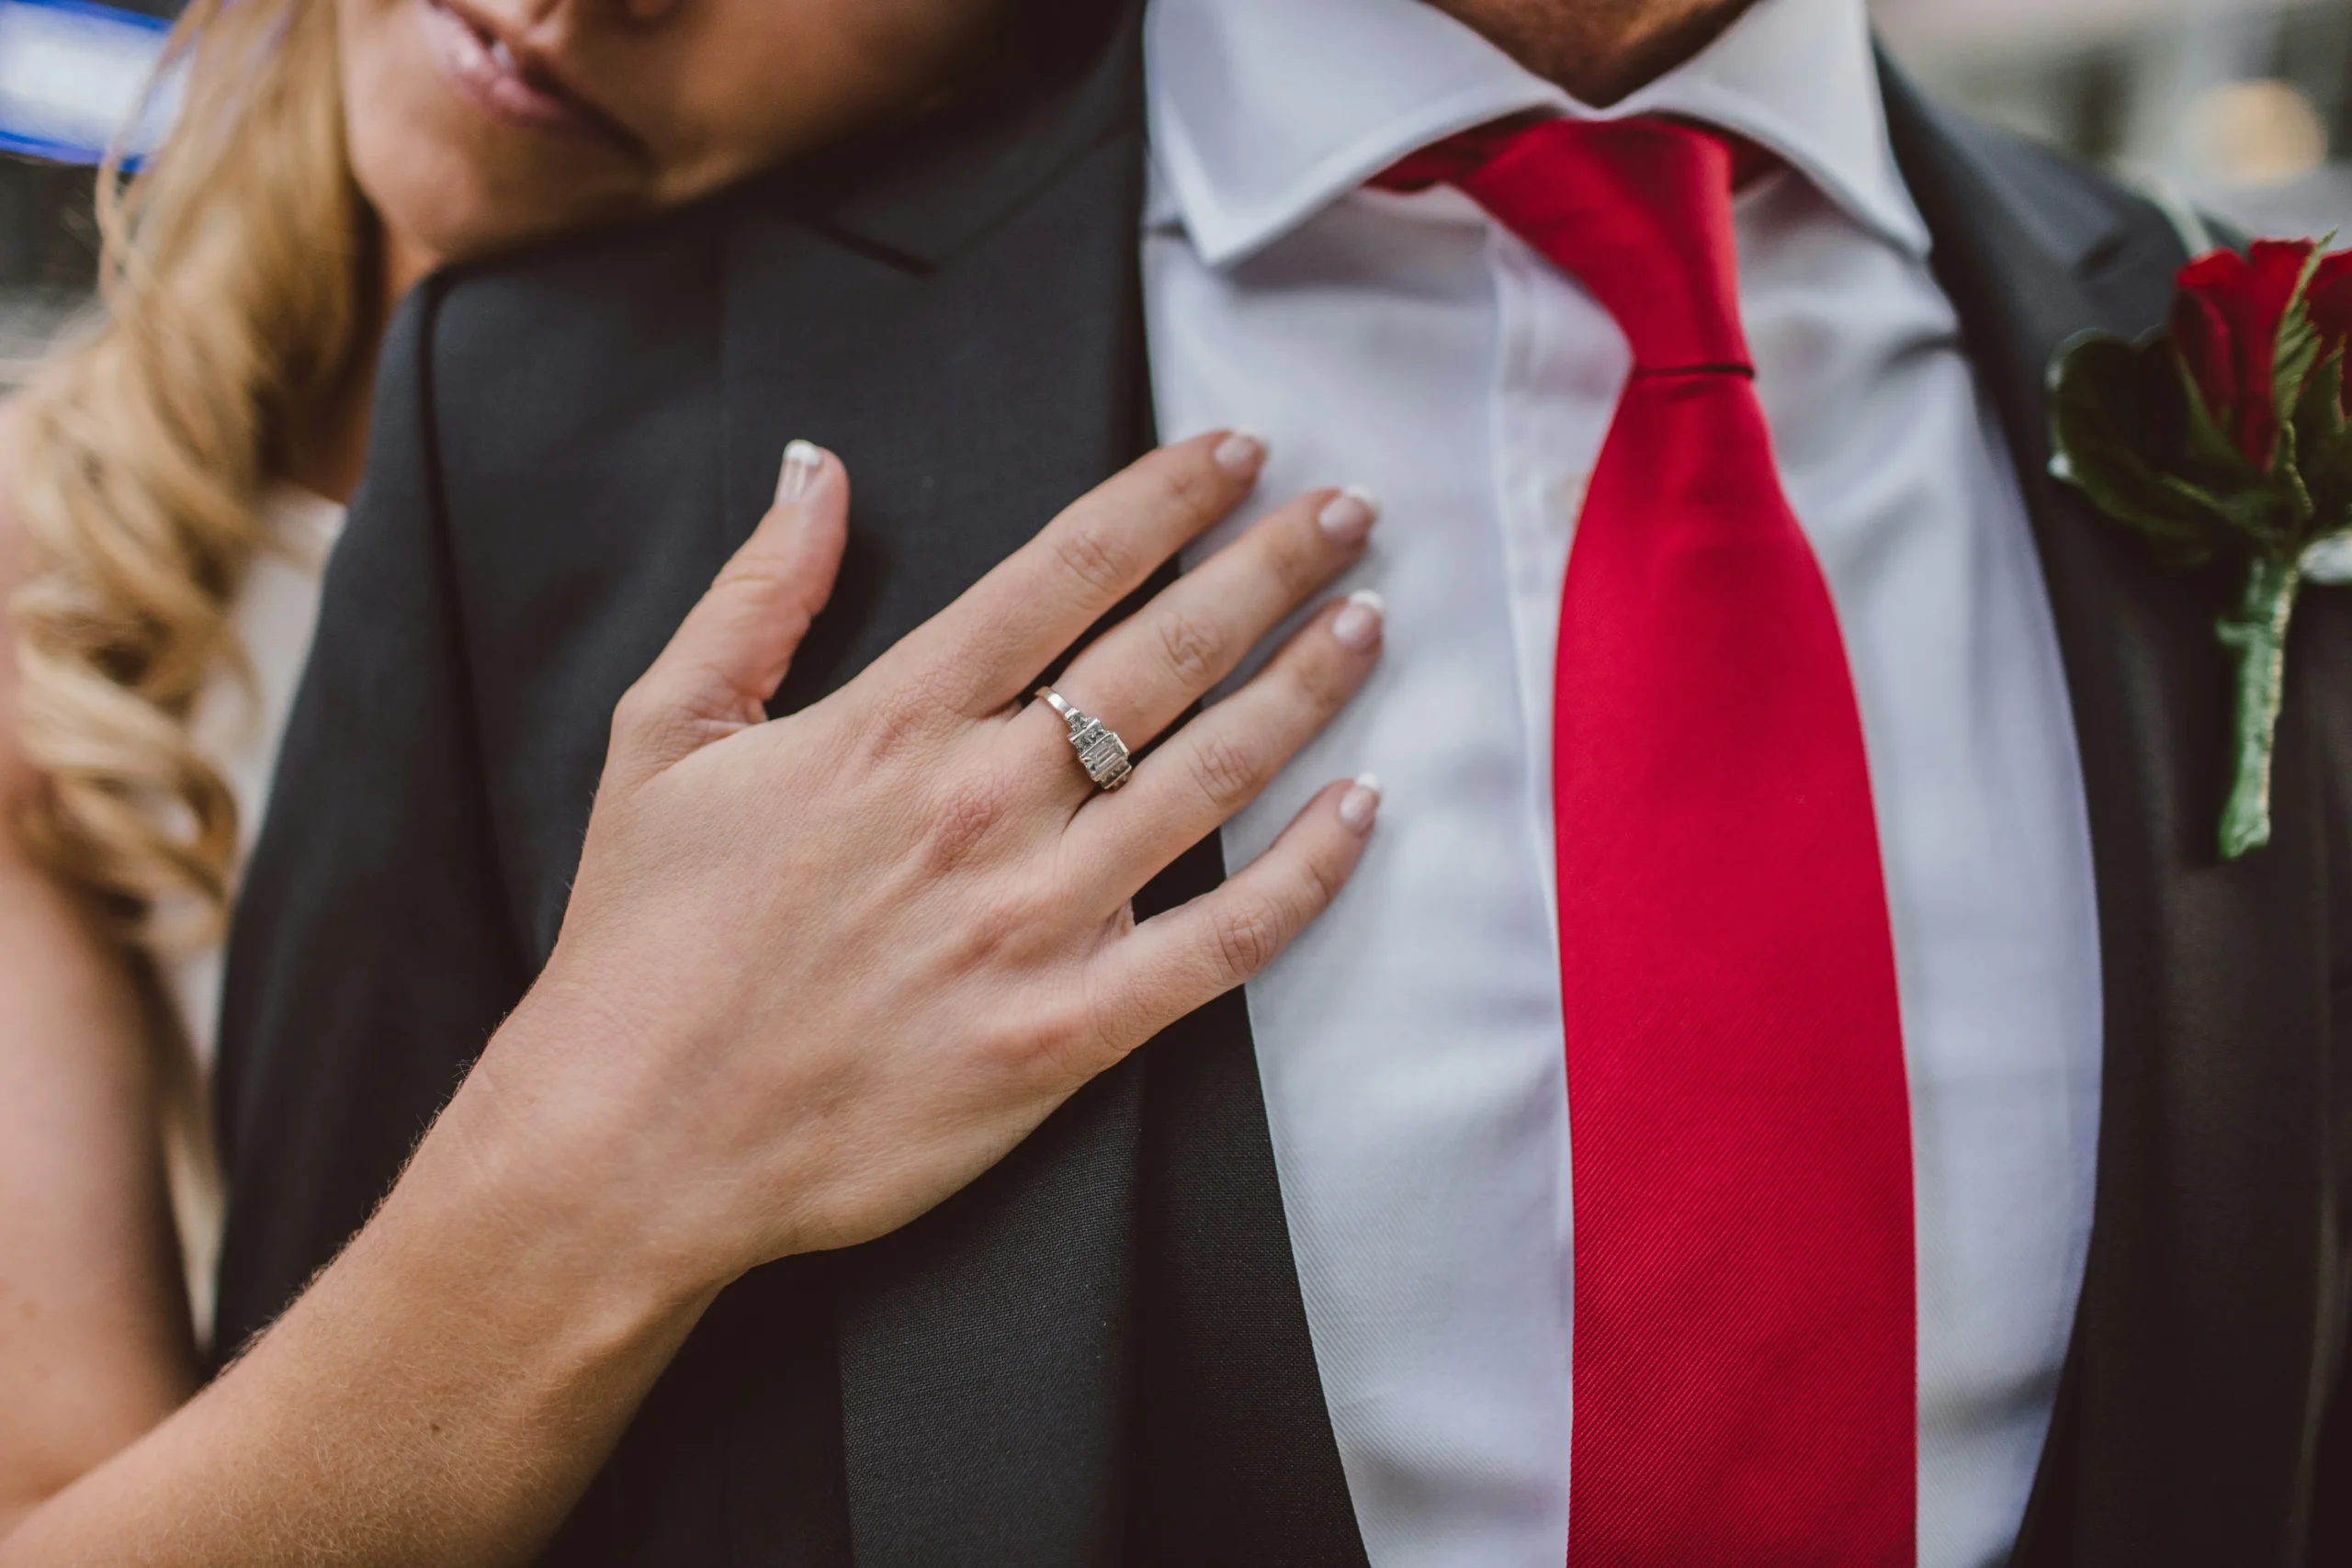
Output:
top-left (8, 0), bottom-right (370, 953)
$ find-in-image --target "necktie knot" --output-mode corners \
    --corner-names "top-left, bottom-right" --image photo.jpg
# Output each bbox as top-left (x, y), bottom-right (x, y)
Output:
top-left (1377, 117), bottom-right (1751, 374)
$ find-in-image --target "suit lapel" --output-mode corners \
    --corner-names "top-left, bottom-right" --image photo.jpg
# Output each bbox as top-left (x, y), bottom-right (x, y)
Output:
top-left (1883, 63), bottom-right (2341, 1565)
top-left (712, 14), bottom-right (1159, 1565)
top-left (450, 6), bottom-right (1355, 1556)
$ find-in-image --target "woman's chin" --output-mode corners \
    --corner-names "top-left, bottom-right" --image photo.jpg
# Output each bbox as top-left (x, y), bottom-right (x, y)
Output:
top-left (353, 131), bottom-right (634, 270)
top-left (345, 51), bottom-right (644, 268)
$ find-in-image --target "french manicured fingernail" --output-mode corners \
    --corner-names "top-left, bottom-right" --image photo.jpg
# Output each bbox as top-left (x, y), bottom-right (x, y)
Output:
top-left (1331, 588), bottom-right (1385, 651)
top-left (1339, 773), bottom-right (1382, 833)
top-left (1214, 430), bottom-right (1268, 478)
top-left (776, 439), bottom-right (824, 504)
top-left (1317, 486), bottom-right (1379, 544)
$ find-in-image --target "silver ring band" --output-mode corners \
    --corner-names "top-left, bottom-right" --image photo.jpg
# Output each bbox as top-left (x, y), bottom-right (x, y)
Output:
top-left (1035, 687), bottom-right (1133, 791)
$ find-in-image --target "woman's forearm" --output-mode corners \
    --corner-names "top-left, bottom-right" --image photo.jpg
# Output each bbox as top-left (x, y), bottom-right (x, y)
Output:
top-left (0, 413), bottom-right (200, 1534)
top-left (0, 853), bottom-right (197, 1540)
top-left (0, 1009), bottom-right (718, 1568)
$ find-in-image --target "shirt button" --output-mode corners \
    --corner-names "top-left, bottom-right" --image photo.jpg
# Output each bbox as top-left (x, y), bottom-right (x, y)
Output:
top-left (1554, 473), bottom-right (1590, 518)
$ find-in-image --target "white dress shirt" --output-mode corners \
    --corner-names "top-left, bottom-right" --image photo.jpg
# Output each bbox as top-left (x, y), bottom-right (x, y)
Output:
top-left (1141, 1), bottom-right (2106, 1564)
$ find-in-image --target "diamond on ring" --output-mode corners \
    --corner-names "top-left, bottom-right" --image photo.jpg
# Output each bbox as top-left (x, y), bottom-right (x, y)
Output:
top-left (1036, 687), bottom-right (1133, 791)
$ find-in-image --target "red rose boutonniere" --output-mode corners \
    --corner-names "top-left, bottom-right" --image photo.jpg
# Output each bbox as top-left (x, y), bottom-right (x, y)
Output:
top-left (2050, 237), bottom-right (2352, 858)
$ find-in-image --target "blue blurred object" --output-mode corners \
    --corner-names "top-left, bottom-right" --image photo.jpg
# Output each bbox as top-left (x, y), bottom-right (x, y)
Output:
top-left (0, 0), bottom-right (173, 164)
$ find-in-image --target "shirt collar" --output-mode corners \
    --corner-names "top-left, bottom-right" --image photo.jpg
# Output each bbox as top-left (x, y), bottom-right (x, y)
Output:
top-left (1145, 0), bottom-right (1933, 267)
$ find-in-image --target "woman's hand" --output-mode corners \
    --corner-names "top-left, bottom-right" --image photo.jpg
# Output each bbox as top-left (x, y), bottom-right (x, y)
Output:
top-left (0, 432), bottom-right (1382, 1568)
top-left (465, 431), bottom-right (1383, 1292)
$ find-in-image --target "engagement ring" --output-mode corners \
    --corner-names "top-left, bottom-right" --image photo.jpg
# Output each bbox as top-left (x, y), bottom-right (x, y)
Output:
top-left (1035, 687), bottom-right (1133, 792)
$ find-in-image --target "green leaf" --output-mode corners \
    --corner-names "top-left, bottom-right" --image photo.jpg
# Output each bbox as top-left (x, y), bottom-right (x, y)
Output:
top-left (2290, 348), bottom-right (2352, 534)
top-left (2296, 348), bottom-right (2347, 443)
top-left (2276, 313), bottom-right (2321, 446)
top-left (2157, 470), bottom-right (2295, 548)
top-left (2175, 349), bottom-right (2267, 485)
top-left (2270, 243), bottom-right (2333, 457)
top-left (2273, 417), bottom-right (2317, 529)
top-left (2050, 332), bottom-right (2221, 562)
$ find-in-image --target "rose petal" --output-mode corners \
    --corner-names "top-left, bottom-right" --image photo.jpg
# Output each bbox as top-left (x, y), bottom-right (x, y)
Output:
top-left (2176, 247), bottom-right (2251, 294)
top-left (2170, 243), bottom-right (2304, 466)
top-left (2307, 251), bottom-right (2352, 350)
top-left (2238, 241), bottom-right (2314, 465)
top-left (2172, 276), bottom-right (2246, 458)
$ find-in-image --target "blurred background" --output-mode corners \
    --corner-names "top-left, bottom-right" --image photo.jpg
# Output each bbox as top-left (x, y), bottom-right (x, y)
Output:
top-left (6, 0), bottom-right (2352, 389)
top-left (1, 0), bottom-right (171, 386)
top-left (1878, 0), bottom-right (2352, 233)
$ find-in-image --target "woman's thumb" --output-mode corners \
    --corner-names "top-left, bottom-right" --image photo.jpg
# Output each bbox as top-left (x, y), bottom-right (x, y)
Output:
top-left (612, 440), bottom-right (849, 776)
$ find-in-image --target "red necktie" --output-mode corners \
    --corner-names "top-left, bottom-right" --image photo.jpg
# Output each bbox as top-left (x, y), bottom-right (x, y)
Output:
top-left (1383, 119), bottom-right (1916, 1563)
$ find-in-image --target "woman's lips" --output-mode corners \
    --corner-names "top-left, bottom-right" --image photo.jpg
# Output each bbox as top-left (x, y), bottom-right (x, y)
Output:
top-left (416, 0), bottom-right (628, 149)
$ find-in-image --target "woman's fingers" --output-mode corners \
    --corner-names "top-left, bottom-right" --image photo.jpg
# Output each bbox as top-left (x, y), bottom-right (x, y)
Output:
top-left (899, 432), bottom-right (1268, 716)
top-left (608, 442), bottom-right (849, 784)
top-left (1029, 485), bottom-right (1375, 774)
top-left (1066, 592), bottom-right (1385, 897)
top-left (1087, 776), bottom-right (1381, 1051)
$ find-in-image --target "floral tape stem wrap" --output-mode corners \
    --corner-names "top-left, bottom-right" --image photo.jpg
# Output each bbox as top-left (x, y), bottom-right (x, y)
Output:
top-left (2050, 236), bottom-right (2352, 859)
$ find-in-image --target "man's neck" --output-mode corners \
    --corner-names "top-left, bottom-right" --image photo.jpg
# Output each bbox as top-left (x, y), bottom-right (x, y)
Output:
top-left (1421, 0), bottom-right (1758, 106)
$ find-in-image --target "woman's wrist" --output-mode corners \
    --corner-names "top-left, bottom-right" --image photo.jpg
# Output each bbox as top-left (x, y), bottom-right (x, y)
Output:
top-left (412, 991), bottom-right (736, 1337)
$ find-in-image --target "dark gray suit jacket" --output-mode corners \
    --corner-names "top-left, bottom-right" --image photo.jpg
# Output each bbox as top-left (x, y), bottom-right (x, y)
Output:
top-left (210, 10), bottom-right (2351, 1563)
